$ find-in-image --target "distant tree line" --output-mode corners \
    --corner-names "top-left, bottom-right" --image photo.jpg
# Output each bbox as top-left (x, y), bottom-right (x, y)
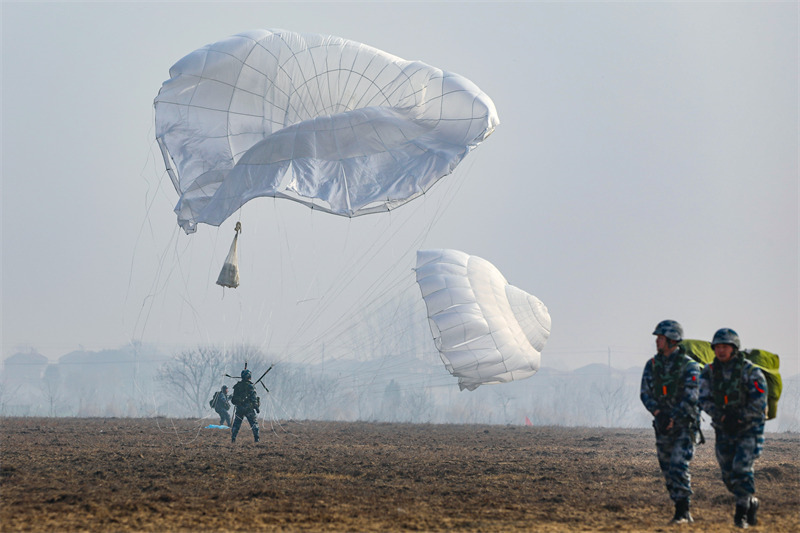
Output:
top-left (2, 343), bottom-right (797, 432)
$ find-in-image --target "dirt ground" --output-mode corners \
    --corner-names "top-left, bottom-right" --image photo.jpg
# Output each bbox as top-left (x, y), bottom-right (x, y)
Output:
top-left (0, 418), bottom-right (797, 532)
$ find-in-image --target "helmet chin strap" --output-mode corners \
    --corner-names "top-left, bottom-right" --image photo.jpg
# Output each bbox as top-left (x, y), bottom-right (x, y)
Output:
top-left (659, 339), bottom-right (679, 355)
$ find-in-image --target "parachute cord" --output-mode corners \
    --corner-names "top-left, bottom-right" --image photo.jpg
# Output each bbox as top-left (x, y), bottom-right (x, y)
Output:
top-left (285, 160), bottom-right (460, 355)
top-left (284, 197), bottom-right (432, 352)
top-left (270, 161), bottom-right (472, 383)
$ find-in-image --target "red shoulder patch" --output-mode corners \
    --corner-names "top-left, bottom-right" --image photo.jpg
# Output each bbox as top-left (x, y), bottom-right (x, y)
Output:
top-left (754, 380), bottom-right (765, 394)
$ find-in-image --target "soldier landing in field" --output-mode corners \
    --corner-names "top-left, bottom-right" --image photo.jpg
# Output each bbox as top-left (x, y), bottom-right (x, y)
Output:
top-left (230, 369), bottom-right (260, 443)
top-left (699, 328), bottom-right (767, 529)
top-left (640, 319), bottom-right (702, 524)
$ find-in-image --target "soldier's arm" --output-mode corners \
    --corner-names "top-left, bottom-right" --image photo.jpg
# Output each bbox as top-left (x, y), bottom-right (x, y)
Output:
top-left (640, 360), bottom-right (659, 415)
top-left (673, 361), bottom-right (700, 421)
top-left (741, 366), bottom-right (768, 425)
top-left (697, 366), bottom-right (717, 421)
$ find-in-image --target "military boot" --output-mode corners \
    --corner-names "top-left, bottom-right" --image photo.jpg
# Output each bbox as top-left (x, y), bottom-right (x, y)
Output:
top-left (734, 504), bottom-right (749, 528)
top-left (671, 499), bottom-right (693, 524)
top-left (746, 497), bottom-right (759, 526)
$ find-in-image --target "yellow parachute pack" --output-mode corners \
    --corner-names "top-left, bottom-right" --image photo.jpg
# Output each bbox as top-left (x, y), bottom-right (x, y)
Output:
top-left (680, 339), bottom-right (782, 420)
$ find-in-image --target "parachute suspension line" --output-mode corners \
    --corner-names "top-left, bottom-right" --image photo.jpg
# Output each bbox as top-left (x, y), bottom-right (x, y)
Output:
top-left (126, 150), bottom-right (175, 308)
top-left (279, 190), bottom-right (450, 376)
top-left (281, 212), bottom-right (418, 360)
top-left (279, 161), bottom-right (466, 364)
top-left (129, 136), bottom-right (194, 345)
top-left (132, 223), bottom-right (184, 343)
top-left (265, 162), bottom-right (473, 395)
top-left (275, 197), bottom-right (300, 308)
top-left (261, 393), bottom-right (303, 437)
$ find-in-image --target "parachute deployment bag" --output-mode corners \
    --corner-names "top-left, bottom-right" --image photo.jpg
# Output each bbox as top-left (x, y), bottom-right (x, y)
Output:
top-left (680, 339), bottom-right (716, 366)
top-left (742, 348), bottom-right (782, 419)
top-left (216, 222), bottom-right (241, 288)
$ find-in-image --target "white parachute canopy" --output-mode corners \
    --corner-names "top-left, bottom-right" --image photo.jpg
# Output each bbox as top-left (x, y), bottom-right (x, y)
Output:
top-left (154, 29), bottom-right (499, 234)
top-left (415, 249), bottom-right (551, 391)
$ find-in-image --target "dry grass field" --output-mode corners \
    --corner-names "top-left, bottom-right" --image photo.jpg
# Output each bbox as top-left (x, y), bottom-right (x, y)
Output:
top-left (1, 418), bottom-right (797, 532)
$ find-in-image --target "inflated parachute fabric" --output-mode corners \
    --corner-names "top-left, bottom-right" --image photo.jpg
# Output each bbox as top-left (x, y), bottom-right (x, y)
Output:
top-left (415, 249), bottom-right (551, 391)
top-left (681, 339), bottom-right (782, 419)
top-left (154, 29), bottom-right (499, 234)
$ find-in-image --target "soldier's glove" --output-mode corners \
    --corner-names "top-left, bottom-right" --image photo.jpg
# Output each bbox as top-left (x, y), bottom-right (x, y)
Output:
top-left (722, 409), bottom-right (745, 434)
top-left (654, 412), bottom-right (673, 434)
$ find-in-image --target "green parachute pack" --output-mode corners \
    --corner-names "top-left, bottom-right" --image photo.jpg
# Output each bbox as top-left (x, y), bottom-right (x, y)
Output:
top-left (680, 339), bottom-right (782, 420)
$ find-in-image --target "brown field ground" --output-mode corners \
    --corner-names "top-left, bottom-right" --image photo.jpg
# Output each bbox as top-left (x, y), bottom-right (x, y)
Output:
top-left (0, 418), bottom-right (798, 532)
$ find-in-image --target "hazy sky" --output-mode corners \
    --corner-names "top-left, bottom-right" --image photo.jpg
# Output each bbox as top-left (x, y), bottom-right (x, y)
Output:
top-left (2, 2), bottom-right (797, 378)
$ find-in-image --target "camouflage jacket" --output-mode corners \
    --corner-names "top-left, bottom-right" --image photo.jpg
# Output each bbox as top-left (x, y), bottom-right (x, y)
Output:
top-left (231, 380), bottom-right (260, 412)
top-left (699, 355), bottom-right (767, 435)
top-left (212, 390), bottom-right (230, 412)
top-left (640, 347), bottom-right (701, 425)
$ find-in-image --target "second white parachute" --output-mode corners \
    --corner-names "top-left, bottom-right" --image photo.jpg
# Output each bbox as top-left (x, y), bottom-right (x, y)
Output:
top-left (415, 249), bottom-right (551, 391)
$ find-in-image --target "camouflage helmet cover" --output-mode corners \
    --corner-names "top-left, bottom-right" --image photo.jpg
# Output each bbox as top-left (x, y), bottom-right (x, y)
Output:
top-left (241, 369), bottom-right (252, 381)
top-left (652, 319), bottom-right (683, 342)
top-left (711, 328), bottom-right (740, 349)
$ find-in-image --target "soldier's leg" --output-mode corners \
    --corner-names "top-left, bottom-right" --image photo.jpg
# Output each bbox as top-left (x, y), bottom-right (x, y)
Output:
top-left (667, 430), bottom-right (695, 502)
top-left (222, 411), bottom-right (231, 427)
top-left (655, 433), bottom-right (674, 494)
top-left (247, 411), bottom-right (259, 442)
top-left (231, 412), bottom-right (244, 441)
top-left (730, 435), bottom-right (758, 507)
top-left (715, 431), bottom-right (737, 495)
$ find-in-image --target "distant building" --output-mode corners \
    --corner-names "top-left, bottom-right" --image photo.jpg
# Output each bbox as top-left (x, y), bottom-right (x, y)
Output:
top-left (2, 350), bottom-right (48, 383)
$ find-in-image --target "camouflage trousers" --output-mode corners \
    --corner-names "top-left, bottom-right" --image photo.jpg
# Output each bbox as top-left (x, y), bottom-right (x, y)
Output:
top-left (714, 430), bottom-right (763, 506)
top-left (654, 427), bottom-right (695, 502)
top-left (216, 409), bottom-right (231, 427)
top-left (231, 409), bottom-right (259, 441)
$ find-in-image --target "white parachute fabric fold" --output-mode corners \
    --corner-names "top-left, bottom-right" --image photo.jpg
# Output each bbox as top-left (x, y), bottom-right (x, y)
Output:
top-left (415, 249), bottom-right (551, 391)
top-left (154, 29), bottom-right (499, 234)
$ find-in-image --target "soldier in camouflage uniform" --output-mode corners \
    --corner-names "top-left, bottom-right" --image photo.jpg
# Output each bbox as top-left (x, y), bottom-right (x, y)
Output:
top-left (230, 369), bottom-right (260, 443)
top-left (640, 319), bottom-right (701, 524)
top-left (211, 385), bottom-right (231, 427)
top-left (699, 328), bottom-right (767, 529)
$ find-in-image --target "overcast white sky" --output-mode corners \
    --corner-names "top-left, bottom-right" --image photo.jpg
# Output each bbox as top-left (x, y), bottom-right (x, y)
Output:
top-left (2, 1), bottom-right (797, 378)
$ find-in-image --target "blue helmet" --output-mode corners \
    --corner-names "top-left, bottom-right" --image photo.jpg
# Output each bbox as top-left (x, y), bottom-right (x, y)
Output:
top-left (652, 320), bottom-right (683, 342)
top-left (241, 369), bottom-right (252, 381)
top-left (711, 328), bottom-right (740, 349)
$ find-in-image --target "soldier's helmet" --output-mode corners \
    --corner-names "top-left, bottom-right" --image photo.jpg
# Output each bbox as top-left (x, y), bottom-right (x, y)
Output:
top-left (222, 385), bottom-right (228, 392)
top-left (711, 328), bottom-right (740, 349)
top-left (241, 369), bottom-right (252, 381)
top-left (652, 319), bottom-right (683, 342)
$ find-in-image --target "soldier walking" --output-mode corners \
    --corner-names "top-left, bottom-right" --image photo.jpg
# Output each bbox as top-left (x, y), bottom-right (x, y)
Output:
top-left (640, 319), bottom-right (701, 524)
top-left (210, 385), bottom-right (231, 427)
top-left (699, 328), bottom-right (767, 528)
